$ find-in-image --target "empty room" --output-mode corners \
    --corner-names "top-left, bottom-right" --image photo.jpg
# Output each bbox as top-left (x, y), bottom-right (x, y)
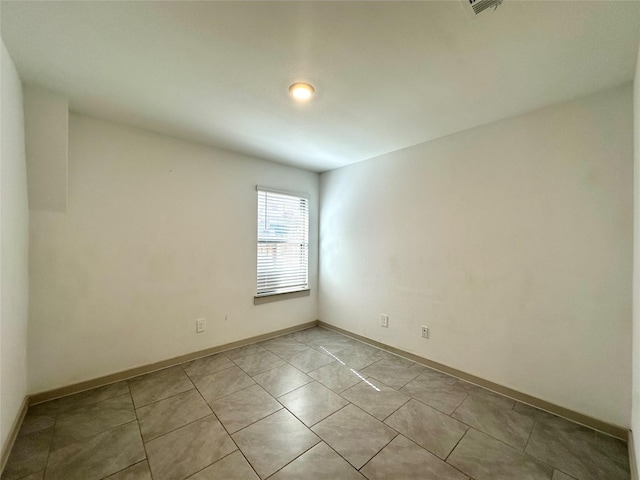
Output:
top-left (1, 1), bottom-right (640, 479)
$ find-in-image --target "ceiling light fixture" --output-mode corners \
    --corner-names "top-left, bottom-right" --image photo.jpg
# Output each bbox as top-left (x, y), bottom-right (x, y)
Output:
top-left (289, 82), bottom-right (315, 101)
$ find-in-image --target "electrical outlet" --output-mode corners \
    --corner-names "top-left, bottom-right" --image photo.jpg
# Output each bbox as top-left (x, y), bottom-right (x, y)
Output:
top-left (380, 314), bottom-right (389, 328)
top-left (421, 326), bottom-right (429, 338)
top-left (196, 318), bottom-right (206, 333)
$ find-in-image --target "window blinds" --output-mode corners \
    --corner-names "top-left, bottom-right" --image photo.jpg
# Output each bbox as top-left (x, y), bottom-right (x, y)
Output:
top-left (257, 187), bottom-right (309, 296)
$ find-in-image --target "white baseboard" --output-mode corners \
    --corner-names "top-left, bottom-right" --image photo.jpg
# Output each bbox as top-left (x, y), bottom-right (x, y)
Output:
top-left (630, 430), bottom-right (638, 480)
top-left (0, 396), bottom-right (29, 474)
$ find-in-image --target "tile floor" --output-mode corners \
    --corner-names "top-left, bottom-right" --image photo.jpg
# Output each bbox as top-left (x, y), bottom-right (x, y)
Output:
top-left (2, 326), bottom-right (630, 480)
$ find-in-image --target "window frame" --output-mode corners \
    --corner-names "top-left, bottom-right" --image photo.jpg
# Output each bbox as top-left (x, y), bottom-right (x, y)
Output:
top-left (255, 186), bottom-right (310, 303)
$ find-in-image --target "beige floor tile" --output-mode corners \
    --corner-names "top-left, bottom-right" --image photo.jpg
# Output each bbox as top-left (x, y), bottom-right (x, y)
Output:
top-left (18, 412), bottom-right (55, 437)
top-left (105, 461), bottom-right (152, 480)
top-left (514, 403), bottom-right (589, 433)
top-left (259, 338), bottom-right (311, 357)
top-left (407, 364), bottom-right (459, 385)
top-left (448, 429), bottom-right (553, 480)
top-left (283, 349), bottom-right (335, 373)
top-left (182, 354), bottom-right (235, 378)
top-left (224, 344), bottom-right (267, 361)
top-left (452, 395), bottom-right (534, 451)
top-left (312, 404), bottom-right (397, 469)
top-left (2, 428), bottom-right (52, 480)
top-left (455, 381), bottom-right (515, 409)
top-left (270, 442), bottom-right (365, 480)
top-left (552, 471), bottom-right (577, 480)
top-left (45, 421), bottom-right (145, 480)
top-left (329, 345), bottom-right (387, 370)
top-left (278, 381), bottom-right (349, 427)
top-left (129, 367), bottom-right (194, 408)
top-left (287, 327), bottom-right (339, 344)
top-left (27, 400), bottom-right (61, 417)
top-left (361, 435), bottom-right (468, 480)
top-left (341, 379), bottom-right (410, 421)
top-left (191, 366), bottom-right (255, 403)
top-left (232, 409), bottom-right (320, 479)
top-left (253, 364), bottom-right (313, 397)
top-left (51, 394), bottom-right (136, 451)
top-left (374, 355), bottom-right (415, 369)
top-left (146, 415), bottom-right (236, 480)
top-left (55, 382), bottom-right (130, 414)
top-left (309, 338), bottom-right (356, 355)
top-left (136, 388), bottom-right (211, 441)
top-left (11, 472), bottom-right (44, 480)
top-left (307, 362), bottom-right (365, 393)
top-left (361, 360), bottom-right (420, 390)
top-left (384, 399), bottom-right (468, 459)
top-left (232, 350), bottom-right (286, 376)
top-left (210, 384), bottom-right (282, 433)
top-left (525, 419), bottom-right (630, 480)
top-left (400, 377), bottom-right (469, 415)
top-left (188, 451), bottom-right (259, 479)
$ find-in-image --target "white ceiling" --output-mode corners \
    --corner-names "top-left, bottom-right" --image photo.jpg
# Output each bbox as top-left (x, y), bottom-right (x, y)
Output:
top-left (1, 1), bottom-right (639, 172)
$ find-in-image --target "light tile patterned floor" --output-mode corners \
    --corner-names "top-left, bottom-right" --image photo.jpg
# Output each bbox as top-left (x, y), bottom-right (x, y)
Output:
top-left (1, 327), bottom-right (630, 480)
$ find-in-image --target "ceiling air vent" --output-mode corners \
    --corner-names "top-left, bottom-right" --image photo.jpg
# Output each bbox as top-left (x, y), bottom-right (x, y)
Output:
top-left (467, 0), bottom-right (504, 16)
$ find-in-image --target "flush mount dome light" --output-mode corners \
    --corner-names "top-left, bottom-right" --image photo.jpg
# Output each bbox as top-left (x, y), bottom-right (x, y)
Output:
top-left (289, 82), bottom-right (315, 101)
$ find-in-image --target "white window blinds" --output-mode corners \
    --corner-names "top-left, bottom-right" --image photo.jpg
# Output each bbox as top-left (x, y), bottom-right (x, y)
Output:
top-left (257, 187), bottom-right (309, 296)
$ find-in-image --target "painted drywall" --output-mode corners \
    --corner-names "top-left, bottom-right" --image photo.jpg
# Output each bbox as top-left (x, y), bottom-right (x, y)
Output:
top-left (320, 85), bottom-right (633, 427)
top-left (23, 84), bottom-right (68, 212)
top-left (632, 43), bottom-right (640, 474)
top-left (0, 42), bottom-right (29, 451)
top-left (28, 114), bottom-right (319, 393)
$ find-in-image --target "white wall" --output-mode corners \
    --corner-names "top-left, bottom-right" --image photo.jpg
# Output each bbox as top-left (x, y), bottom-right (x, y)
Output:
top-left (320, 85), bottom-right (633, 427)
top-left (631, 43), bottom-right (640, 473)
top-left (0, 42), bottom-right (29, 451)
top-left (23, 85), bottom-right (68, 212)
top-left (28, 114), bottom-right (319, 393)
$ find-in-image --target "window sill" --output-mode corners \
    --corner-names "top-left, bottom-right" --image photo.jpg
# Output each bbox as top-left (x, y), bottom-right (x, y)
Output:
top-left (254, 289), bottom-right (310, 305)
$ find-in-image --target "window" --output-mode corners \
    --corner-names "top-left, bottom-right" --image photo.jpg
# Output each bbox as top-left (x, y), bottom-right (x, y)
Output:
top-left (256, 186), bottom-right (309, 298)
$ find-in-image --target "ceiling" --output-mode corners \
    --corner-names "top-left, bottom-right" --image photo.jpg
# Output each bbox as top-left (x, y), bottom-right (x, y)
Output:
top-left (1, 1), bottom-right (639, 172)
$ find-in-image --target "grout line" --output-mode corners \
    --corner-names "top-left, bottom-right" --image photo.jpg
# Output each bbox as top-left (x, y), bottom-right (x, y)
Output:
top-left (40, 410), bottom-right (57, 480)
top-left (132, 404), bottom-right (152, 479)
top-left (444, 425), bottom-right (470, 463)
top-left (263, 439), bottom-right (321, 479)
top-left (181, 449), bottom-right (239, 479)
top-left (306, 401), bottom-right (353, 428)
top-left (307, 406), bottom-right (370, 471)
top-left (209, 409), bottom-right (261, 479)
top-left (523, 420), bottom-right (537, 453)
top-left (379, 396), bottom-right (412, 423)
top-left (181, 358), bottom-right (237, 380)
top-left (225, 405), bottom-right (285, 436)
top-left (275, 379), bottom-right (320, 400)
top-left (448, 393), bottom-right (470, 418)
top-left (138, 393), bottom-right (213, 444)
top-left (229, 353), bottom-right (289, 378)
top-left (132, 387), bottom-right (196, 412)
top-left (102, 459), bottom-right (148, 480)
top-left (357, 432), bottom-right (399, 472)
top-left (320, 438), bottom-right (368, 475)
top-left (52, 384), bottom-right (130, 416)
top-left (204, 380), bottom-right (259, 406)
top-left (55, 391), bottom-right (133, 422)
top-left (142, 414), bottom-right (218, 446)
top-left (210, 384), bottom-right (292, 437)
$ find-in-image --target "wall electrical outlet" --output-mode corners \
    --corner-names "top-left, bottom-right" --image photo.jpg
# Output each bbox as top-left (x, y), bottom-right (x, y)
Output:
top-left (421, 326), bottom-right (429, 338)
top-left (196, 318), bottom-right (206, 333)
top-left (380, 314), bottom-right (389, 328)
